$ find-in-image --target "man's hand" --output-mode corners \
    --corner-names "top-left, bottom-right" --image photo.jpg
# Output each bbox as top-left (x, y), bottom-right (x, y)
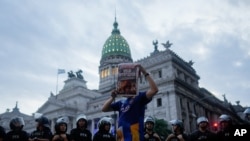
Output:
top-left (144, 133), bottom-right (149, 139)
top-left (111, 90), bottom-right (117, 98)
top-left (135, 64), bottom-right (147, 76)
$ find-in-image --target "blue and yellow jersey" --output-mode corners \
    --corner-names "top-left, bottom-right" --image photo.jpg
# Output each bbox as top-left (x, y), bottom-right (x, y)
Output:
top-left (111, 92), bottom-right (152, 141)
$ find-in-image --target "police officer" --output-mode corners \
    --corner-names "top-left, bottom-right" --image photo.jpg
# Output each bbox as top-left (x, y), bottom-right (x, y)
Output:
top-left (165, 119), bottom-right (188, 141)
top-left (93, 117), bottom-right (115, 141)
top-left (5, 116), bottom-right (29, 141)
top-left (70, 114), bottom-right (92, 141)
top-left (29, 114), bottom-right (52, 141)
top-left (216, 114), bottom-right (232, 141)
top-left (52, 116), bottom-right (70, 141)
top-left (189, 116), bottom-right (216, 141)
top-left (144, 116), bottom-right (161, 141)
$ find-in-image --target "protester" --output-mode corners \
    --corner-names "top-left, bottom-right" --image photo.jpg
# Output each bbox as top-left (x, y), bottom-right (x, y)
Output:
top-left (93, 117), bottom-right (115, 141)
top-left (52, 116), bottom-right (70, 141)
top-left (165, 119), bottom-right (188, 141)
top-left (70, 114), bottom-right (92, 141)
top-left (5, 116), bottom-right (29, 141)
top-left (189, 116), bottom-right (216, 141)
top-left (144, 116), bottom-right (161, 141)
top-left (102, 64), bottom-right (158, 141)
top-left (29, 114), bottom-right (52, 141)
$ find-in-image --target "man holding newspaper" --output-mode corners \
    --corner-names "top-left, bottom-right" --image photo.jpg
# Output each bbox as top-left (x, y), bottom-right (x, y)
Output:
top-left (102, 63), bottom-right (158, 141)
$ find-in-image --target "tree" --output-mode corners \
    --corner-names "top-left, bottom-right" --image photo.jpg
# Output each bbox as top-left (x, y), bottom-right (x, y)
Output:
top-left (154, 118), bottom-right (172, 140)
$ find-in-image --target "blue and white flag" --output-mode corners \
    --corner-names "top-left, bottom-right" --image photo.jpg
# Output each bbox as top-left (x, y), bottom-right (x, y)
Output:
top-left (58, 69), bottom-right (65, 74)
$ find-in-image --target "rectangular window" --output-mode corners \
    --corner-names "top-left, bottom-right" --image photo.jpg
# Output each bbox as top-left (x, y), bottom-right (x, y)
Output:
top-left (157, 98), bottom-right (162, 107)
top-left (158, 70), bottom-right (162, 78)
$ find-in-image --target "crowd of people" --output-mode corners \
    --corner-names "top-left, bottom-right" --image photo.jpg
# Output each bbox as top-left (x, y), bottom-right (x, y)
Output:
top-left (0, 64), bottom-right (249, 141)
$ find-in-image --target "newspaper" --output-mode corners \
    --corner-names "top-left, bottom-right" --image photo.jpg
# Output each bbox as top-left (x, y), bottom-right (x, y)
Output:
top-left (117, 63), bottom-right (139, 96)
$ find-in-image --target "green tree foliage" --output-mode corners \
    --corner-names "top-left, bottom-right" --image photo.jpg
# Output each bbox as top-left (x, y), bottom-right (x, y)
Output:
top-left (154, 118), bottom-right (172, 140)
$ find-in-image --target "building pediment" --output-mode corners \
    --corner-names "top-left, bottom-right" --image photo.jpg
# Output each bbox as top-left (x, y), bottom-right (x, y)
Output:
top-left (36, 98), bottom-right (66, 114)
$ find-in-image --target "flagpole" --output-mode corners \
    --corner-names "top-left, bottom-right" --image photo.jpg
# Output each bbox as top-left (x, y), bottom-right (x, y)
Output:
top-left (56, 69), bottom-right (66, 95)
top-left (56, 72), bottom-right (59, 95)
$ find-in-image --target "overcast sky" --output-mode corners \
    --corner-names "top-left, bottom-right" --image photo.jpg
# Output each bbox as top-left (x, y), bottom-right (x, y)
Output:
top-left (0, 0), bottom-right (249, 115)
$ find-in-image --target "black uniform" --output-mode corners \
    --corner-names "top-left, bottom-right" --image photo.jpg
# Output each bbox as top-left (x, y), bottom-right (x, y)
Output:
top-left (189, 130), bottom-right (216, 141)
top-left (30, 128), bottom-right (52, 140)
top-left (70, 128), bottom-right (92, 141)
top-left (144, 131), bottom-right (161, 141)
top-left (93, 130), bottom-right (115, 141)
top-left (5, 130), bottom-right (29, 141)
top-left (216, 124), bottom-right (250, 141)
top-left (166, 133), bottom-right (189, 141)
top-left (52, 133), bottom-right (70, 141)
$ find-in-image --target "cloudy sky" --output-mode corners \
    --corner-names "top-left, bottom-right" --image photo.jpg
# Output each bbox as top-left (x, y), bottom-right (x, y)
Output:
top-left (0, 0), bottom-right (249, 115)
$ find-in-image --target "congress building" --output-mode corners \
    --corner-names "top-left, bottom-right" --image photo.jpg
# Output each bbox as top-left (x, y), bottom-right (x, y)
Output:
top-left (0, 18), bottom-right (248, 134)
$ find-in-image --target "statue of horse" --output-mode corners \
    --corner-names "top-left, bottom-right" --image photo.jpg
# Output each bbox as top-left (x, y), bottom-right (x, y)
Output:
top-left (68, 70), bottom-right (76, 78)
top-left (76, 69), bottom-right (83, 79)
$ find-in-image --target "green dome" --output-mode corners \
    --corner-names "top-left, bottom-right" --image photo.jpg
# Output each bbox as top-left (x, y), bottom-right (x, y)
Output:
top-left (101, 18), bottom-right (132, 60)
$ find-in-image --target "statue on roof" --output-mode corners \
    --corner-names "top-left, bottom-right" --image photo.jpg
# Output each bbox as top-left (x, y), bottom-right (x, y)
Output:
top-left (222, 94), bottom-right (228, 103)
top-left (162, 40), bottom-right (173, 49)
top-left (188, 60), bottom-right (194, 66)
top-left (76, 69), bottom-right (84, 80)
top-left (68, 70), bottom-right (76, 78)
top-left (152, 40), bottom-right (159, 53)
top-left (50, 91), bottom-right (54, 96)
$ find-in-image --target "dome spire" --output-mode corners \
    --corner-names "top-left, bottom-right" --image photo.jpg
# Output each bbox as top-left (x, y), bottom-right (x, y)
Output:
top-left (112, 15), bottom-right (120, 34)
top-left (101, 14), bottom-right (132, 62)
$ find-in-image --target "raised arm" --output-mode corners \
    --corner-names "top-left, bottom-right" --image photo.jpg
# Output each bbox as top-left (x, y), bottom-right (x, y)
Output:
top-left (102, 90), bottom-right (116, 112)
top-left (137, 64), bottom-right (158, 99)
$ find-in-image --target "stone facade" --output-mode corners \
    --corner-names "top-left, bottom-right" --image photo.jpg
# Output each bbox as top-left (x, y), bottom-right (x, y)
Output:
top-left (33, 47), bottom-right (245, 134)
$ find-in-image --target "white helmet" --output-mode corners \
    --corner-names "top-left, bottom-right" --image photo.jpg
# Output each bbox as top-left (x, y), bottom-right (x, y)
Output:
top-left (55, 116), bottom-right (69, 133)
top-left (144, 116), bottom-right (155, 124)
top-left (219, 114), bottom-right (231, 123)
top-left (197, 116), bottom-right (208, 125)
top-left (56, 116), bottom-right (69, 124)
top-left (170, 119), bottom-right (183, 128)
top-left (244, 108), bottom-right (250, 114)
top-left (34, 112), bottom-right (43, 119)
top-left (76, 114), bottom-right (87, 122)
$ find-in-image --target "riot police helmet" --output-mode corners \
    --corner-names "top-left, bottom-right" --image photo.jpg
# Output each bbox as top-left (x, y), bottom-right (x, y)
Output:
top-left (76, 114), bottom-right (88, 128)
top-left (98, 117), bottom-right (113, 130)
top-left (144, 116), bottom-right (155, 125)
top-left (219, 114), bottom-right (232, 124)
top-left (55, 116), bottom-right (69, 133)
top-left (9, 117), bottom-right (25, 130)
top-left (197, 116), bottom-right (209, 125)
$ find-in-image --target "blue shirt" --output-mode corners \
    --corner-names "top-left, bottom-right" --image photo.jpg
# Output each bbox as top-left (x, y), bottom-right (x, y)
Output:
top-left (111, 92), bottom-right (152, 141)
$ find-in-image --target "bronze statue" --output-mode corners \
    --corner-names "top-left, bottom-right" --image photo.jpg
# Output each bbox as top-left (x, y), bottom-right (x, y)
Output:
top-left (162, 40), bottom-right (173, 49)
top-left (188, 60), bottom-right (194, 66)
top-left (152, 40), bottom-right (158, 51)
top-left (68, 71), bottom-right (76, 78)
top-left (76, 69), bottom-right (84, 79)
